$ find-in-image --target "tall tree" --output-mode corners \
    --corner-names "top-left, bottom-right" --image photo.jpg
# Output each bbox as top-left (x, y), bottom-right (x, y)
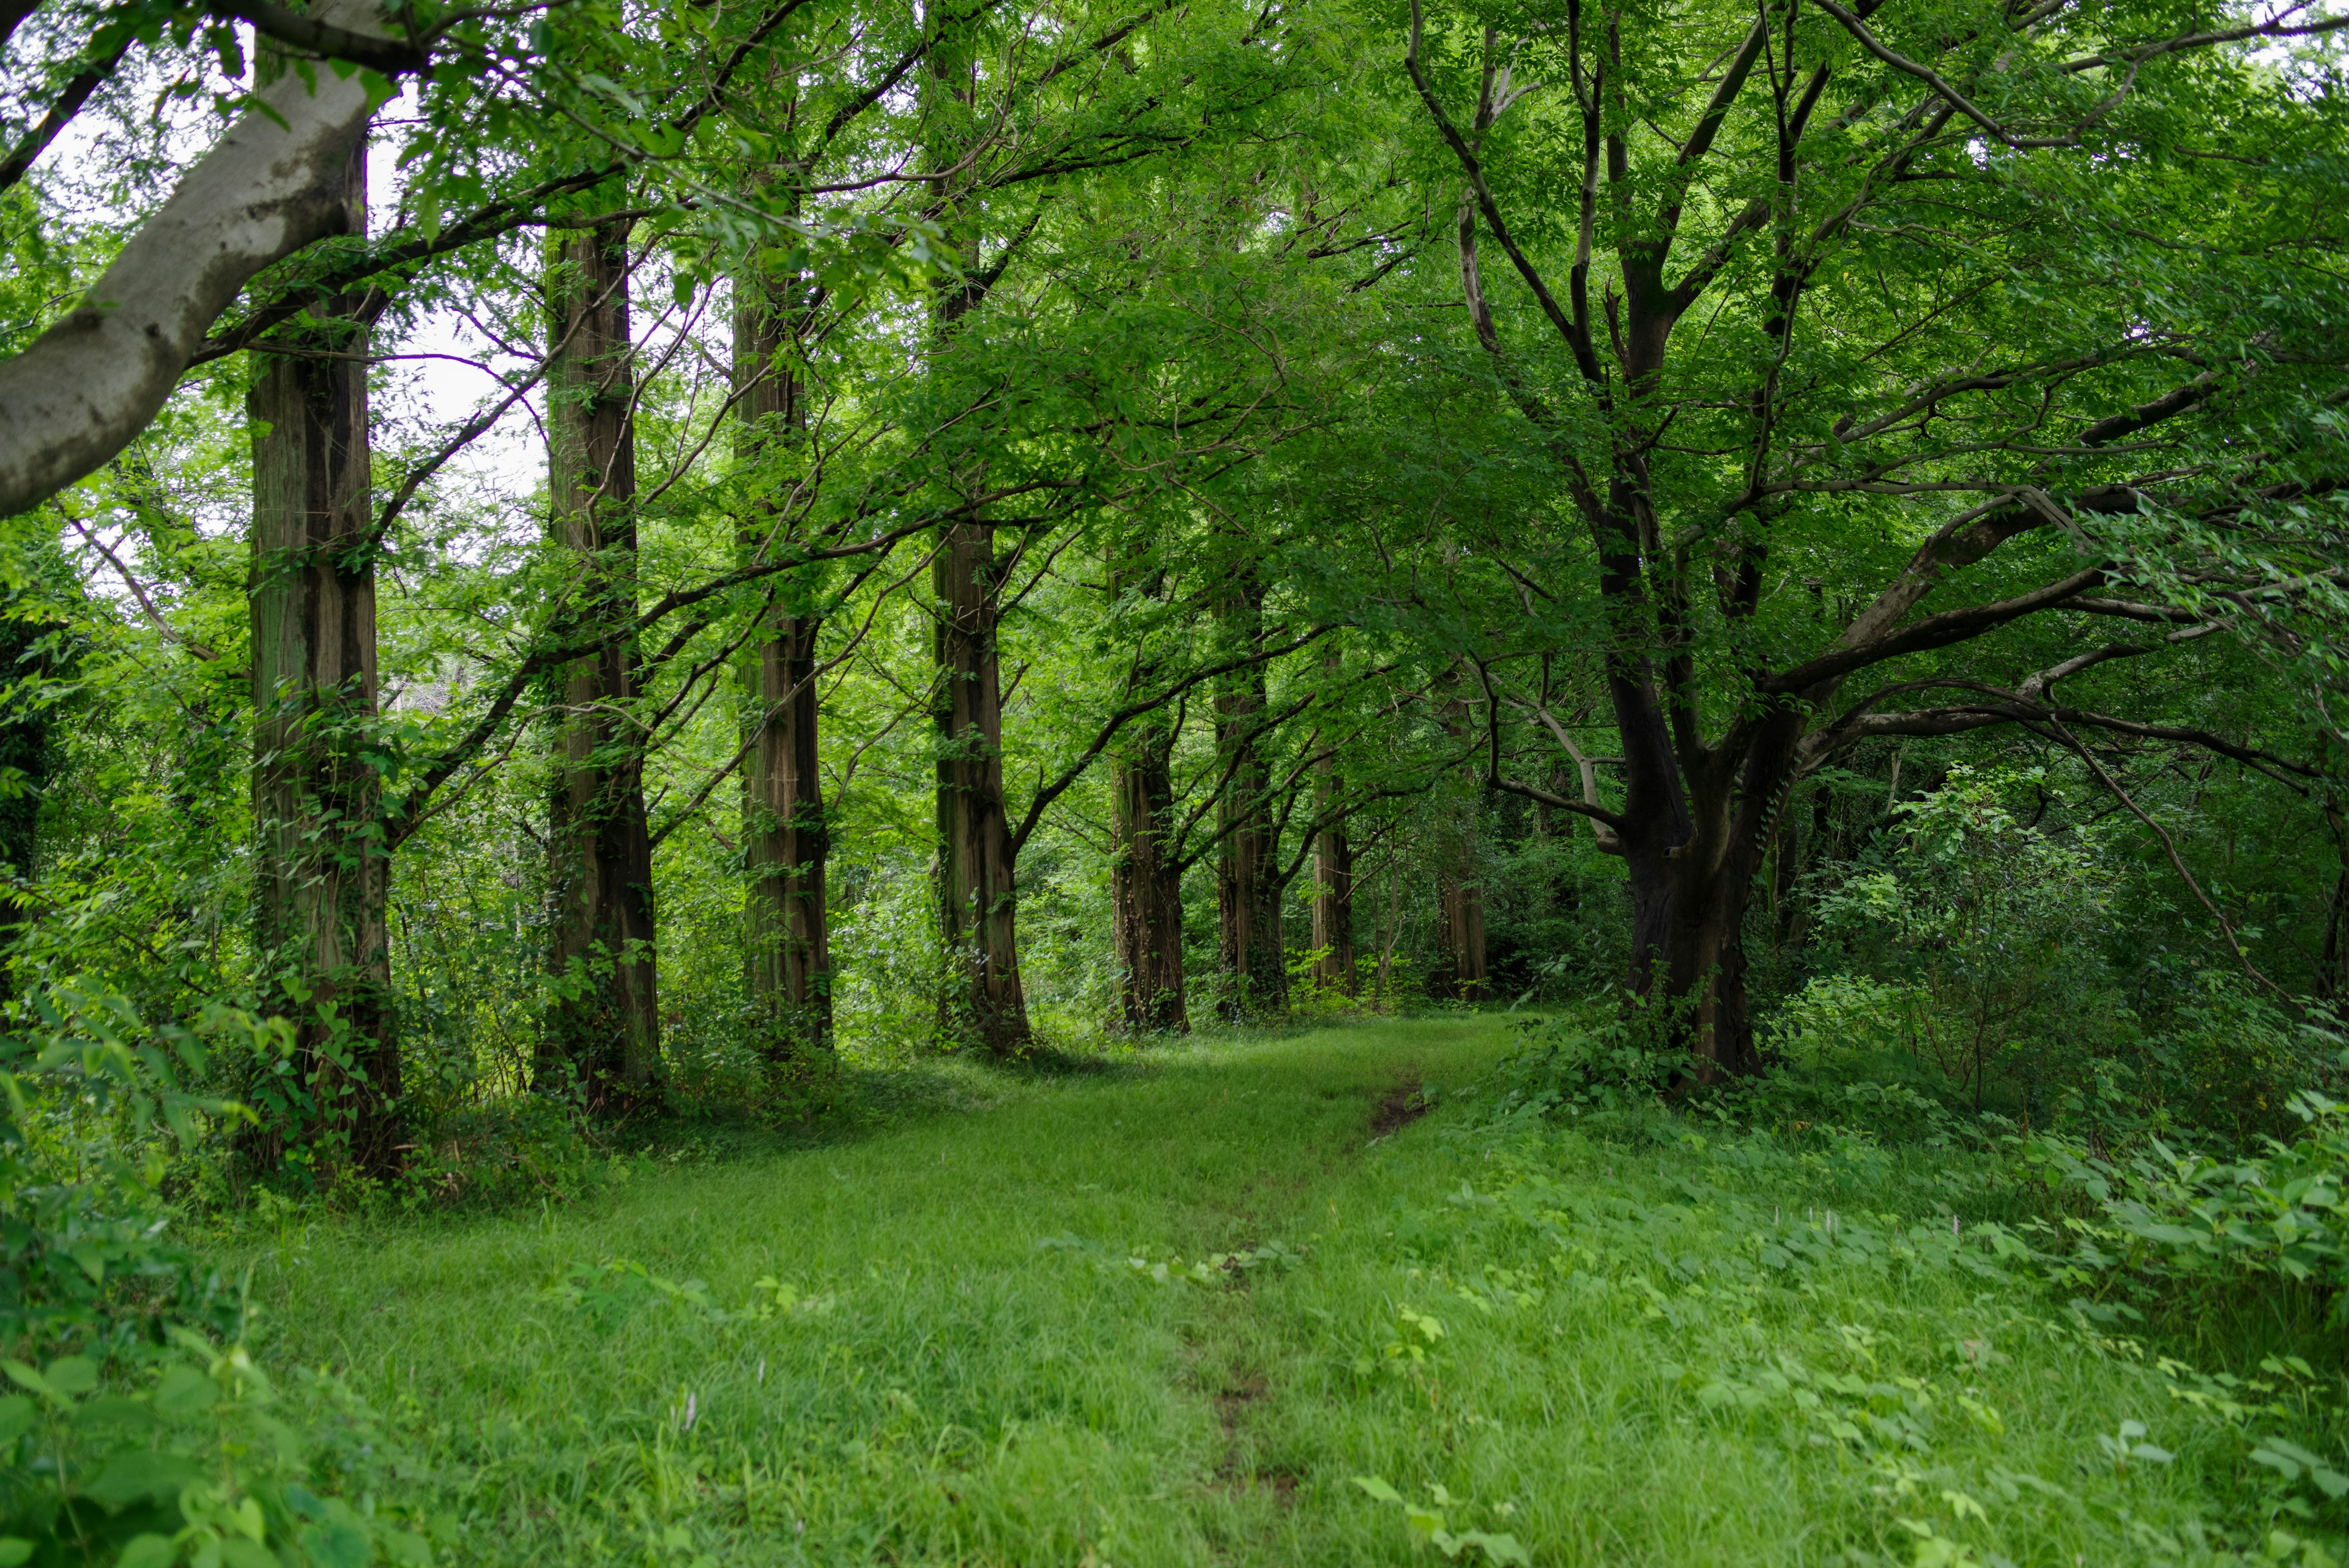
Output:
top-left (1433, 674), bottom-right (1487, 1000)
top-left (1214, 594), bottom-right (1286, 1019)
top-left (924, 32), bottom-right (1033, 1054)
top-left (1311, 756), bottom-right (1357, 997)
top-left (735, 210), bottom-right (831, 1060)
top-left (1407, 0), bottom-right (2349, 1072)
top-left (932, 512), bottom-right (1030, 1051)
top-left (1110, 555), bottom-right (1189, 1032)
top-left (247, 131), bottom-right (401, 1172)
top-left (542, 213), bottom-right (659, 1107)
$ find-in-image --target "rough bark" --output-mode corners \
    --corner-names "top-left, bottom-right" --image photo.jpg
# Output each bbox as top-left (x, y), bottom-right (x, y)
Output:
top-left (0, 1), bottom-right (396, 517)
top-left (1310, 761), bottom-right (1356, 997)
top-left (933, 519), bottom-right (1030, 1052)
top-left (734, 255), bottom-right (830, 1059)
top-left (247, 132), bottom-right (401, 1174)
top-left (1214, 652), bottom-right (1285, 1019)
top-left (1111, 713), bottom-right (1187, 1033)
top-left (541, 215), bottom-right (660, 1108)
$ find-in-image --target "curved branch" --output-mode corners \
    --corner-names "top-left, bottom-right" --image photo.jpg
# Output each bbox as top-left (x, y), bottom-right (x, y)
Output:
top-left (0, 8), bottom-right (389, 518)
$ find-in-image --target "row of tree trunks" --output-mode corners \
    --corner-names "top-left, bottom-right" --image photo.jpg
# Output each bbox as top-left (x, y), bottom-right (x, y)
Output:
top-left (733, 228), bottom-right (833, 1061)
top-left (541, 214), bottom-right (661, 1109)
top-left (246, 130), bottom-right (403, 1176)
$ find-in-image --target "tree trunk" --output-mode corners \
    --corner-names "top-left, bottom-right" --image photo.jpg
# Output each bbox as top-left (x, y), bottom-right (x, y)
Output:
top-left (1433, 672), bottom-right (1487, 1003)
top-left (248, 131), bottom-right (401, 1175)
top-left (1436, 872), bottom-right (1486, 1003)
top-left (735, 253), bottom-right (830, 1060)
top-left (1311, 762), bottom-right (1355, 997)
top-left (1215, 654), bottom-right (1285, 1019)
top-left (1616, 700), bottom-right (1801, 1082)
top-left (933, 519), bottom-right (1030, 1052)
top-left (1111, 719), bottom-right (1187, 1033)
top-left (541, 215), bottom-right (660, 1109)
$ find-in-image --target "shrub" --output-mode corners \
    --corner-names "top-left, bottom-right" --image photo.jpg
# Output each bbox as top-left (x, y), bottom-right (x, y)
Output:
top-left (0, 984), bottom-right (433, 1565)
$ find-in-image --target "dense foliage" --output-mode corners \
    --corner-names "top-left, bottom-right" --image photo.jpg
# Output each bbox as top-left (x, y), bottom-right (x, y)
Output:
top-left (4, 0), bottom-right (2349, 1556)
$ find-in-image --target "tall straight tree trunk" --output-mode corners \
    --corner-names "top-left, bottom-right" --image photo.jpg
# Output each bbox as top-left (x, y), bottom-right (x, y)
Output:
top-left (541, 214), bottom-right (659, 1109)
top-left (1215, 651), bottom-right (1285, 1020)
top-left (923, 52), bottom-right (1029, 1055)
top-left (1432, 670), bottom-right (1487, 1003)
top-left (933, 518), bottom-right (1030, 1052)
top-left (248, 130), bottom-right (401, 1173)
top-left (1437, 869), bottom-right (1488, 1002)
top-left (734, 234), bottom-right (830, 1060)
top-left (1111, 715), bottom-right (1186, 1034)
top-left (1311, 761), bottom-right (1356, 997)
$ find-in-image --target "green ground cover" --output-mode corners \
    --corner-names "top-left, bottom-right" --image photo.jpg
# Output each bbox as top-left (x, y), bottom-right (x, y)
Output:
top-left (223, 1019), bottom-right (2347, 1567)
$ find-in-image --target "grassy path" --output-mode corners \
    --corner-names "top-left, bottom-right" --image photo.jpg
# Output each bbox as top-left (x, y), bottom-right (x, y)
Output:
top-left (243, 1017), bottom-right (2302, 1567)
top-left (248, 1019), bottom-right (1514, 1568)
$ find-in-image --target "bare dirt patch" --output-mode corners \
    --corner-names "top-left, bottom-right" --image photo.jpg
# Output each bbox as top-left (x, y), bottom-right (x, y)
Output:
top-left (1369, 1080), bottom-right (1431, 1138)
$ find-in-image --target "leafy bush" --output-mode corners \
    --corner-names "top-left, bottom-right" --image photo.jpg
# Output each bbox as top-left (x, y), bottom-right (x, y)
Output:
top-left (0, 1336), bottom-right (437, 1568)
top-left (0, 985), bottom-right (434, 1565)
top-left (2026, 1091), bottom-right (2349, 1326)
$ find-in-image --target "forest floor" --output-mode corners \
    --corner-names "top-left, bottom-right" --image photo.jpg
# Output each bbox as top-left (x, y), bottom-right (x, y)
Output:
top-left (227, 1017), bottom-right (2339, 1567)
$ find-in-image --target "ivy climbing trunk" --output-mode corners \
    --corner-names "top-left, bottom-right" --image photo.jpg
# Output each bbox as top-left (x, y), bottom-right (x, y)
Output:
top-left (542, 214), bottom-right (660, 1109)
top-left (247, 130), bottom-right (401, 1174)
top-left (734, 231), bottom-right (830, 1060)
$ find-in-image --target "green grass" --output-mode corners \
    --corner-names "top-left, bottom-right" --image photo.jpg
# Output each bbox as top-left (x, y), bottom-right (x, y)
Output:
top-left (230, 1017), bottom-right (2345, 1567)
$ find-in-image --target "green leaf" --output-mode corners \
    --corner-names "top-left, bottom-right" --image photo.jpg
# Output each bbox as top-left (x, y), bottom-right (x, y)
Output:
top-left (45, 1356), bottom-right (98, 1395)
top-left (85, 1447), bottom-right (205, 1506)
top-left (116, 1536), bottom-right (176, 1568)
top-left (0, 1540), bottom-right (29, 1568)
top-left (0, 1394), bottom-right (33, 1443)
top-left (154, 1364), bottom-right (216, 1419)
top-left (219, 1540), bottom-right (276, 1568)
top-left (75, 1395), bottom-right (157, 1432)
top-left (1455, 1531), bottom-right (1533, 1567)
top-left (300, 1520), bottom-right (371, 1568)
top-left (1350, 1475), bottom-right (1404, 1504)
top-left (2252, 1446), bottom-right (2303, 1479)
